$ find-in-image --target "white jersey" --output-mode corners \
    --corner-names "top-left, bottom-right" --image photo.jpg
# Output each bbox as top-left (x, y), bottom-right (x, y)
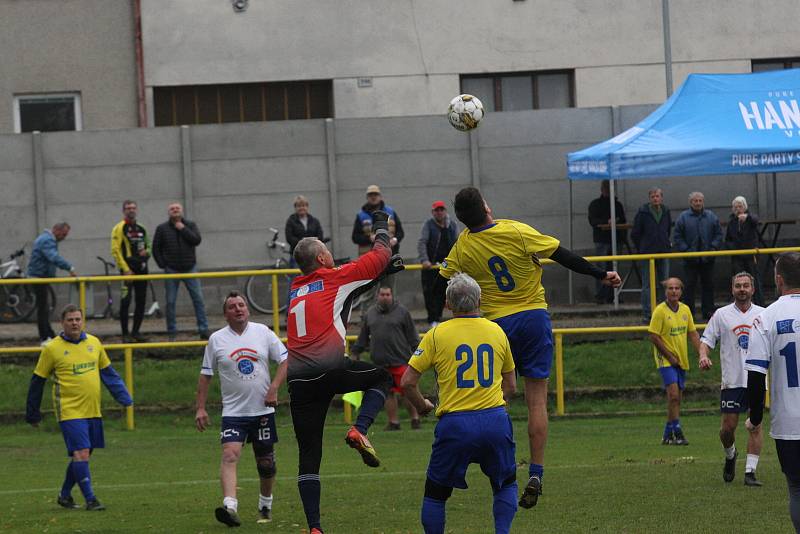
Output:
top-left (745, 294), bottom-right (800, 440)
top-left (701, 302), bottom-right (764, 389)
top-left (201, 322), bottom-right (288, 417)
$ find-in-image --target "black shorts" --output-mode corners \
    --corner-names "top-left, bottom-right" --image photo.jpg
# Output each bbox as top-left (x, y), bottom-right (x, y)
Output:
top-left (220, 413), bottom-right (278, 445)
top-left (720, 388), bottom-right (749, 414)
top-left (776, 439), bottom-right (800, 479)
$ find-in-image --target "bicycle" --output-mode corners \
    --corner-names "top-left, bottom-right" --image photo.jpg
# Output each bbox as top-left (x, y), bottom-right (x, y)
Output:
top-left (72, 256), bottom-right (162, 319)
top-left (0, 246), bottom-right (56, 323)
top-left (245, 228), bottom-right (294, 314)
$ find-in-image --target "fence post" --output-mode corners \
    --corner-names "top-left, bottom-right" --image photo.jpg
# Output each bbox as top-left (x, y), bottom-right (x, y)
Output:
top-left (555, 333), bottom-right (564, 416)
top-left (649, 258), bottom-right (657, 315)
top-left (79, 280), bottom-right (86, 318)
top-left (272, 274), bottom-right (280, 336)
top-left (124, 347), bottom-right (135, 430)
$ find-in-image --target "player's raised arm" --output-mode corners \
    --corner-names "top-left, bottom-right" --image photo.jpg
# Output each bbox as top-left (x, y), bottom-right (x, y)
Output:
top-left (549, 246), bottom-right (621, 287)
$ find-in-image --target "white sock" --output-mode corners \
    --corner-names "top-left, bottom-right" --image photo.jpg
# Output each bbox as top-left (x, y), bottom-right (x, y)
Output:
top-left (724, 445), bottom-right (736, 460)
top-left (745, 454), bottom-right (760, 473)
top-left (259, 494), bottom-right (273, 510)
top-left (223, 496), bottom-right (238, 512)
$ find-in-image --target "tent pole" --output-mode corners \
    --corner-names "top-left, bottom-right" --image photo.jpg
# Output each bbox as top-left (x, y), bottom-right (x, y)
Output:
top-left (662, 0), bottom-right (674, 97)
top-left (609, 179), bottom-right (618, 310)
top-left (568, 180), bottom-right (574, 304)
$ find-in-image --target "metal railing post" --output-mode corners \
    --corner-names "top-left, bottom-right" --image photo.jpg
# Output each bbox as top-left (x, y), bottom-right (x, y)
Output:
top-left (272, 274), bottom-right (280, 336)
top-left (124, 347), bottom-right (135, 430)
top-left (649, 258), bottom-right (657, 315)
top-left (555, 333), bottom-right (564, 416)
top-left (79, 280), bottom-right (87, 317)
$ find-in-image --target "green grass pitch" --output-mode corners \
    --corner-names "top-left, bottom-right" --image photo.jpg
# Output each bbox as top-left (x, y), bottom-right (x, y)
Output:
top-left (0, 411), bottom-right (792, 533)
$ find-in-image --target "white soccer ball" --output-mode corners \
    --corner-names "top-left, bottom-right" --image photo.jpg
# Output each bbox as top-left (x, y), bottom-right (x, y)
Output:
top-left (447, 94), bottom-right (484, 131)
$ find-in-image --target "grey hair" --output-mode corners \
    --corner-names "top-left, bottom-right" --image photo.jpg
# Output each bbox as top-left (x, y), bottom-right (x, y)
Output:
top-left (446, 273), bottom-right (481, 313)
top-left (294, 237), bottom-right (325, 274)
top-left (732, 195), bottom-right (748, 211)
top-left (689, 191), bottom-right (704, 201)
top-left (648, 187), bottom-right (662, 196)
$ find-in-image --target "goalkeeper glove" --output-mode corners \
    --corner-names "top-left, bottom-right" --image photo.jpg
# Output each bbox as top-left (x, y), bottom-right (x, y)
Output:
top-left (383, 254), bottom-right (405, 276)
top-left (371, 210), bottom-right (390, 233)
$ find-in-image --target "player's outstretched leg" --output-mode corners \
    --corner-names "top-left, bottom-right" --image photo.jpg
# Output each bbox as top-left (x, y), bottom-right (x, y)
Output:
top-left (520, 378), bottom-right (547, 508)
top-left (493, 480), bottom-right (518, 534)
top-left (345, 424), bottom-right (380, 467)
top-left (421, 478), bottom-right (452, 534)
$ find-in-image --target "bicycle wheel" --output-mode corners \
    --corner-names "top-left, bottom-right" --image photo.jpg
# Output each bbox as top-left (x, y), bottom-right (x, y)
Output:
top-left (245, 260), bottom-right (291, 314)
top-left (0, 284), bottom-right (37, 323)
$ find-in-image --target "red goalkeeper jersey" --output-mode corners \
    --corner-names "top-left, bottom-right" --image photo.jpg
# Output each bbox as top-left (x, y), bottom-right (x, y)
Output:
top-left (287, 240), bottom-right (390, 377)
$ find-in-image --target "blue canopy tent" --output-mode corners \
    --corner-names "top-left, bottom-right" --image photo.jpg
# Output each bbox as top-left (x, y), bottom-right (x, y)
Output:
top-left (565, 69), bottom-right (800, 304)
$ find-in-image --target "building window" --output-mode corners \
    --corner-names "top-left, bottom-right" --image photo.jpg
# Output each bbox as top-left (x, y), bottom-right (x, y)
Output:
top-left (752, 58), bottom-right (800, 72)
top-left (13, 93), bottom-right (82, 133)
top-left (153, 80), bottom-right (333, 126)
top-left (460, 71), bottom-right (574, 112)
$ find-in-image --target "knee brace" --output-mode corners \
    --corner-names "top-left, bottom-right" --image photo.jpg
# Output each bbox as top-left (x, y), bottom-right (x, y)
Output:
top-left (253, 442), bottom-right (276, 479)
top-left (424, 478), bottom-right (453, 502)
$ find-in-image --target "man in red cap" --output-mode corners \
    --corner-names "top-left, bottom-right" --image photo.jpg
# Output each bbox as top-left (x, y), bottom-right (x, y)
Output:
top-left (417, 200), bottom-right (458, 328)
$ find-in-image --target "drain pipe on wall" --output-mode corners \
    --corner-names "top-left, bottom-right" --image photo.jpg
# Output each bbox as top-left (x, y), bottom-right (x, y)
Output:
top-left (134, 0), bottom-right (147, 127)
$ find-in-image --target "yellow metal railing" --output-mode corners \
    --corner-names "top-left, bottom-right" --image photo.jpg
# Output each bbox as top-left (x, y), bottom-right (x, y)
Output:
top-left (3, 247), bottom-right (791, 426)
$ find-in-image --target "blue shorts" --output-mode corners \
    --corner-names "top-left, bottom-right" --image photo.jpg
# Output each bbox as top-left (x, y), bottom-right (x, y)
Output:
top-left (720, 388), bottom-right (749, 413)
top-left (220, 414), bottom-right (278, 445)
top-left (59, 418), bottom-right (105, 456)
top-left (659, 367), bottom-right (686, 390)
top-left (427, 407), bottom-right (516, 491)
top-left (494, 309), bottom-right (553, 379)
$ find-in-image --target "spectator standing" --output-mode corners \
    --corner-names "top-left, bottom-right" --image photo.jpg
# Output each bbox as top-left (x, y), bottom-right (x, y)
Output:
top-left (285, 195), bottom-right (324, 257)
top-left (27, 222), bottom-right (76, 342)
top-left (351, 286), bottom-right (421, 430)
top-left (352, 185), bottom-right (404, 256)
top-left (152, 202), bottom-right (210, 340)
top-left (631, 187), bottom-right (672, 322)
top-left (673, 192), bottom-right (723, 319)
top-left (26, 304), bottom-right (132, 511)
top-left (648, 277), bottom-right (701, 446)
top-left (587, 179), bottom-right (627, 303)
top-left (110, 200), bottom-right (150, 342)
top-left (724, 196), bottom-right (764, 306)
top-left (417, 200), bottom-right (458, 328)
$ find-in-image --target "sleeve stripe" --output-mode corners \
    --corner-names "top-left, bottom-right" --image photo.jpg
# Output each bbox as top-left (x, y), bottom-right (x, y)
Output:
top-left (745, 359), bottom-right (770, 369)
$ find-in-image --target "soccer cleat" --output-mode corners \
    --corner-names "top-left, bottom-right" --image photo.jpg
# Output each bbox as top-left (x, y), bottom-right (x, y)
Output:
top-left (215, 506), bottom-right (242, 527)
top-left (57, 494), bottom-right (80, 509)
top-left (519, 475), bottom-right (542, 509)
top-left (310, 528), bottom-right (324, 534)
top-left (85, 499), bottom-right (106, 511)
top-left (672, 429), bottom-right (689, 446)
top-left (723, 451), bottom-right (737, 482)
top-left (661, 431), bottom-right (675, 445)
top-left (256, 506), bottom-right (272, 523)
top-left (345, 426), bottom-right (380, 467)
top-left (744, 472), bottom-right (763, 487)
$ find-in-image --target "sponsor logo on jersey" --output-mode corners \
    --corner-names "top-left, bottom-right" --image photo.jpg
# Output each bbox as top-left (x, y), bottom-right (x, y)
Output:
top-left (733, 324), bottom-right (752, 350)
top-left (72, 361), bottom-right (96, 375)
top-left (228, 348), bottom-right (260, 380)
top-left (777, 319), bottom-right (795, 334)
top-left (413, 348), bottom-right (424, 356)
top-left (289, 280), bottom-right (324, 301)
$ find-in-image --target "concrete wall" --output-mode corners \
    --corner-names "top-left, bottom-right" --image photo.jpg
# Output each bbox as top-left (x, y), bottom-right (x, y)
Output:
top-left (0, 0), bottom-right (138, 133)
top-left (4, 106), bottom-right (799, 309)
top-left (141, 0), bottom-right (800, 118)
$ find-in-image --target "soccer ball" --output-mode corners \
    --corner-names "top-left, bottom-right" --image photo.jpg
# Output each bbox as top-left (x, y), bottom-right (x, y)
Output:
top-left (447, 94), bottom-right (484, 131)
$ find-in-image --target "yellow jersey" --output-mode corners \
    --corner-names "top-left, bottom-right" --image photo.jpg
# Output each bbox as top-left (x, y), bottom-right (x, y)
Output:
top-left (408, 316), bottom-right (514, 416)
top-left (439, 219), bottom-right (560, 320)
top-left (33, 333), bottom-right (112, 421)
top-left (648, 301), bottom-right (696, 370)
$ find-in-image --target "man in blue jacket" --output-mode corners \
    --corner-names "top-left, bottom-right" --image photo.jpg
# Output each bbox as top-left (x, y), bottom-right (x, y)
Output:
top-left (631, 188), bottom-right (672, 322)
top-left (673, 192), bottom-right (723, 320)
top-left (28, 223), bottom-right (77, 342)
